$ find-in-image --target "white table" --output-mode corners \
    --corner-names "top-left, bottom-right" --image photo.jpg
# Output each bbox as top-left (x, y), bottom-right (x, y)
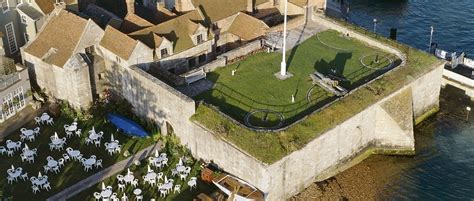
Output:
top-left (51, 139), bottom-right (63, 145)
top-left (68, 150), bottom-right (81, 158)
top-left (133, 189), bottom-right (142, 195)
top-left (47, 160), bottom-right (58, 168)
top-left (23, 130), bottom-right (34, 137)
top-left (176, 165), bottom-right (186, 173)
top-left (101, 189), bottom-right (112, 198)
top-left (84, 158), bottom-right (96, 166)
top-left (161, 182), bottom-right (173, 191)
top-left (145, 172), bottom-right (157, 181)
top-left (123, 174), bottom-right (134, 183)
top-left (8, 170), bottom-right (21, 178)
top-left (89, 134), bottom-right (99, 141)
top-left (23, 150), bottom-right (35, 157)
top-left (35, 177), bottom-right (47, 186)
top-left (40, 114), bottom-right (50, 122)
top-left (66, 124), bottom-right (77, 132)
top-left (6, 142), bottom-right (16, 150)
top-left (106, 142), bottom-right (118, 150)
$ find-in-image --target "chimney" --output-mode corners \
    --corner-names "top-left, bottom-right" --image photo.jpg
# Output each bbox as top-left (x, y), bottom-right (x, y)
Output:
top-left (126, 0), bottom-right (135, 15)
top-left (247, 0), bottom-right (256, 13)
top-left (53, 2), bottom-right (66, 15)
top-left (175, 0), bottom-right (194, 12)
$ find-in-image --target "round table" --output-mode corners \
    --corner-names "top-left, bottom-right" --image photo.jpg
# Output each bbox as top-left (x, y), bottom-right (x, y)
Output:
top-left (89, 134), bottom-right (99, 141)
top-left (106, 142), bottom-right (118, 150)
top-left (67, 124), bottom-right (77, 132)
top-left (101, 189), bottom-right (112, 198)
top-left (47, 160), bottom-right (58, 168)
top-left (145, 172), bottom-right (157, 181)
top-left (35, 177), bottom-right (47, 186)
top-left (40, 114), bottom-right (50, 122)
top-left (51, 139), bottom-right (63, 145)
top-left (123, 174), bottom-right (134, 183)
top-left (8, 170), bottom-right (21, 178)
top-left (176, 165), bottom-right (186, 173)
top-left (23, 150), bottom-right (35, 157)
top-left (69, 150), bottom-right (81, 158)
top-left (23, 130), bottom-right (34, 137)
top-left (84, 158), bottom-right (96, 166)
top-left (133, 189), bottom-right (142, 195)
top-left (6, 142), bottom-right (16, 150)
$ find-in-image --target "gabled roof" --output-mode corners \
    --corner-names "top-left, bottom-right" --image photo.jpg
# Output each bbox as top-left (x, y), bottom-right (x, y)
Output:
top-left (120, 14), bottom-right (154, 34)
top-left (17, 3), bottom-right (44, 20)
top-left (192, 0), bottom-right (268, 22)
top-left (24, 10), bottom-right (88, 67)
top-left (100, 26), bottom-right (138, 60)
top-left (227, 12), bottom-right (268, 41)
top-left (129, 9), bottom-right (209, 53)
top-left (35, 0), bottom-right (55, 15)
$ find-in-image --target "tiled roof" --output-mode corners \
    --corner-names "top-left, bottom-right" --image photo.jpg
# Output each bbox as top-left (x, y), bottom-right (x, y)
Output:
top-left (35, 0), bottom-right (55, 15)
top-left (120, 14), bottom-right (154, 33)
top-left (129, 10), bottom-right (209, 53)
top-left (100, 26), bottom-right (138, 60)
top-left (227, 12), bottom-right (268, 41)
top-left (192, 0), bottom-right (268, 22)
top-left (24, 10), bottom-right (88, 67)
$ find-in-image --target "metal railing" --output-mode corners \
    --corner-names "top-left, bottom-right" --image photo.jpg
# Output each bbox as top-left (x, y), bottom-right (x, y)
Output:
top-left (0, 72), bottom-right (20, 91)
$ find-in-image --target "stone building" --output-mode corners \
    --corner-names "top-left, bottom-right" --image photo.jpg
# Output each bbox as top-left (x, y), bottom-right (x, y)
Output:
top-left (0, 0), bottom-right (78, 57)
top-left (22, 9), bottom-right (105, 109)
top-left (0, 56), bottom-right (32, 123)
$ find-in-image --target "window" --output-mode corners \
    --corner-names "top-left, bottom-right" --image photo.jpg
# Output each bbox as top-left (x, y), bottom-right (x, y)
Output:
top-left (23, 33), bottom-right (29, 43)
top-left (1, 0), bottom-right (9, 13)
top-left (160, 48), bottom-right (168, 58)
top-left (196, 34), bottom-right (203, 44)
top-left (188, 57), bottom-right (196, 68)
top-left (5, 23), bottom-right (18, 53)
top-left (21, 15), bottom-right (27, 24)
top-left (198, 54), bottom-right (206, 63)
top-left (115, 55), bottom-right (121, 63)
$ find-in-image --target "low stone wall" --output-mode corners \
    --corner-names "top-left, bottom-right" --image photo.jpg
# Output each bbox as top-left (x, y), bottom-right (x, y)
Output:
top-left (192, 40), bottom-right (263, 73)
top-left (268, 15), bottom-right (306, 33)
top-left (184, 62), bottom-right (443, 200)
top-left (107, 17), bottom-right (444, 201)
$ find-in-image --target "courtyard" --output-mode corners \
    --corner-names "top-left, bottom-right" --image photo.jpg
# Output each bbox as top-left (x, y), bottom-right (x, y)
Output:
top-left (196, 30), bottom-right (399, 128)
top-left (0, 101), bottom-right (157, 200)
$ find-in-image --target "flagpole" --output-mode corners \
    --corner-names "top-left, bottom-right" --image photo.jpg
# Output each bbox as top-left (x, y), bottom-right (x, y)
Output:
top-left (429, 26), bottom-right (434, 52)
top-left (280, 0), bottom-right (288, 76)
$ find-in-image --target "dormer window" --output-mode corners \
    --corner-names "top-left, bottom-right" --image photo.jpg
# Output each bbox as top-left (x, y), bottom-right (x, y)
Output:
top-left (196, 34), bottom-right (203, 44)
top-left (115, 56), bottom-right (121, 63)
top-left (160, 48), bottom-right (169, 58)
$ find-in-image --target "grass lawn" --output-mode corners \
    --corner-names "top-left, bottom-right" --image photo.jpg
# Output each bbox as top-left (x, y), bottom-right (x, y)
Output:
top-left (196, 30), bottom-right (398, 127)
top-left (70, 137), bottom-right (217, 200)
top-left (0, 100), bottom-right (156, 200)
top-left (192, 27), bottom-right (441, 163)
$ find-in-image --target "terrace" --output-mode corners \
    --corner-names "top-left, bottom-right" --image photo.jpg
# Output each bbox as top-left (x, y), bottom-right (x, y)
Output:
top-left (195, 30), bottom-right (399, 129)
top-left (192, 17), bottom-right (441, 164)
top-left (0, 101), bottom-right (157, 200)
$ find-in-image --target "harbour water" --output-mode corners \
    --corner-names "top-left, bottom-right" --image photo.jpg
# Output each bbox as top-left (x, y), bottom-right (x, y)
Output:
top-left (341, 0), bottom-right (474, 199)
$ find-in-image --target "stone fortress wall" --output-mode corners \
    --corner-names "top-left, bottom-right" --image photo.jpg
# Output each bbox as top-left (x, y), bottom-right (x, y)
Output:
top-left (108, 16), bottom-right (445, 200)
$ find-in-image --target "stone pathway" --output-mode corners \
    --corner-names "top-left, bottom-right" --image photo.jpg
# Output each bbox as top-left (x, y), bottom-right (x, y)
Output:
top-left (47, 142), bottom-right (163, 201)
top-left (265, 17), bottom-right (329, 52)
top-left (0, 105), bottom-right (47, 141)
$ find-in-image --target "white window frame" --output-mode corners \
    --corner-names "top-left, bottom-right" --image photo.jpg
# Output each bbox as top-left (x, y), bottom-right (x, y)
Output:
top-left (1, 0), bottom-right (9, 13)
top-left (21, 14), bottom-right (27, 24)
top-left (5, 22), bottom-right (18, 53)
top-left (23, 32), bottom-right (29, 43)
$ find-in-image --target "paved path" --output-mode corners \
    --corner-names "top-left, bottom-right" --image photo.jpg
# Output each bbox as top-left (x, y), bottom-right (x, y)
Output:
top-left (0, 105), bottom-right (47, 141)
top-left (265, 17), bottom-right (329, 52)
top-left (47, 142), bottom-right (163, 201)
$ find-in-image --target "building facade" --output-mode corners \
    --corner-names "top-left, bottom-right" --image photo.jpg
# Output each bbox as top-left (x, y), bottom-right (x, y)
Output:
top-left (0, 56), bottom-right (31, 123)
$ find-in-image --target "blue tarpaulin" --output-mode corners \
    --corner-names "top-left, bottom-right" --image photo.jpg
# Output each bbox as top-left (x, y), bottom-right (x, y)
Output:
top-left (107, 113), bottom-right (148, 138)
